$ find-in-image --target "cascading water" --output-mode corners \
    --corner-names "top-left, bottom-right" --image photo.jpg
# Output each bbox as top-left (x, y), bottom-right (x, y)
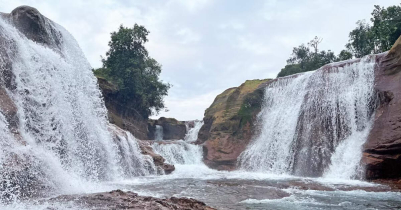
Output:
top-left (152, 140), bottom-right (203, 165)
top-left (154, 125), bottom-right (163, 141)
top-left (184, 120), bottom-right (204, 142)
top-left (238, 56), bottom-right (376, 179)
top-left (0, 9), bottom-right (158, 202)
top-left (152, 121), bottom-right (204, 165)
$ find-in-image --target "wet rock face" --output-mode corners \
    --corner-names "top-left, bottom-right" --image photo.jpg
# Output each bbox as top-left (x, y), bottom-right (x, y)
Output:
top-left (7, 6), bottom-right (62, 49)
top-left (50, 190), bottom-right (216, 210)
top-left (138, 140), bottom-right (175, 174)
top-left (363, 35), bottom-right (401, 180)
top-left (97, 77), bottom-right (150, 140)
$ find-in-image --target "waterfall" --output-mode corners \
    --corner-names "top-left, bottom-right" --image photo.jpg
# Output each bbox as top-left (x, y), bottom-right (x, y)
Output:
top-left (154, 125), bottom-right (163, 141)
top-left (152, 121), bottom-right (204, 165)
top-left (184, 120), bottom-right (204, 142)
top-left (238, 56), bottom-right (376, 179)
top-left (0, 11), bottom-right (158, 201)
top-left (152, 140), bottom-right (203, 165)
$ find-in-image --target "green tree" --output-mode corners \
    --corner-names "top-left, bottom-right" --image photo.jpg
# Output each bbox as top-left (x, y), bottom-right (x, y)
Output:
top-left (346, 4), bottom-right (401, 57)
top-left (370, 4), bottom-right (401, 52)
top-left (346, 20), bottom-right (375, 58)
top-left (96, 24), bottom-right (171, 118)
top-left (277, 37), bottom-right (338, 78)
top-left (337, 50), bottom-right (353, 61)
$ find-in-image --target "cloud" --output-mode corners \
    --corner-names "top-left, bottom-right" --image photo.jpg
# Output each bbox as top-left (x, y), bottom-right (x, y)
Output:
top-left (176, 28), bottom-right (201, 44)
top-left (1, 0), bottom-right (400, 120)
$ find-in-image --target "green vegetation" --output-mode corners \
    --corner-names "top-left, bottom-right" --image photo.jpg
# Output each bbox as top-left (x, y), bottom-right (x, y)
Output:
top-left (277, 37), bottom-right (339, 78)
top-left (277, 4), bottom-right (401, 78)
top-left (347, 5), bottom-right (401, 57)
top-left (94, 24), bottom-right (170, 118)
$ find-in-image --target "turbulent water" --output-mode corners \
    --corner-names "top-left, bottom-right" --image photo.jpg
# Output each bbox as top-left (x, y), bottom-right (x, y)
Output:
top-left (152, 121), bottom-right (204, 165)
top-left (184, 120), bottom-right (204, 142)
top-left (116, 117), bottom-right (401, 210)
top-left (0, 13), bottom-right (158, 203)
top-left (238, 57), bottom-right (376, 179)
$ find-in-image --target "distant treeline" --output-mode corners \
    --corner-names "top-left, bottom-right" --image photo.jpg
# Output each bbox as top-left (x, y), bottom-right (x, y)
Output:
top-left (277, 4), bottom-right (401, 78)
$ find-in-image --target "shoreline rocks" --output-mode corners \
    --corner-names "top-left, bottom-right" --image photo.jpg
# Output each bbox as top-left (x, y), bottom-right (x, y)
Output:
top-left (49, 190), bottom-right (217, 210)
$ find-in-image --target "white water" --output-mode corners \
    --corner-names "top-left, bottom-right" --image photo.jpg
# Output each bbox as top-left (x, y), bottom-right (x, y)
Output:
top-left (0, 14), bottom-right (158, 203)
top-left (239, 56), bottom-right (376, 179)
top-left (152, 121), bottom-right (204, 165)
top-left (154, 125), bottom-right (163, 141)
top-left (184, 120), bottom-right (204, 142)
top-left (152, 140), bottom-right (203, 165)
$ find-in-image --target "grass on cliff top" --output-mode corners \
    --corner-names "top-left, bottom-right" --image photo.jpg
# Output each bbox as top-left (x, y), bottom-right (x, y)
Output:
top-left (238, 79), bottom-right (270, 95)
top-left (205, 79), bottom-right (269, 124)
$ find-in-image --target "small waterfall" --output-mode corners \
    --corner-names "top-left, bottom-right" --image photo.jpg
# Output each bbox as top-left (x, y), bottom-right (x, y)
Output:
top-left (152, 140), bottom-right (203, 165)
top-left (0, 11), bottom-right (158, 201)
top-left (184, 120), bottom-right (204, 142)
top-left (152, 121), bottom-right (204, 165)
top-left (238, 56), bottom-right (376, 179)
top-left (154, 125), bottom-right (163, 141)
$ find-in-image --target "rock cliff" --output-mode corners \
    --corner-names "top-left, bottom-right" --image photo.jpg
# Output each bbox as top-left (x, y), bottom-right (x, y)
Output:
top-left (363, 35), bottom-right (401, 180)
top-left (198, 79), bottom-right (270, 170)
top-left (97, 77), bottom-right (150, 140)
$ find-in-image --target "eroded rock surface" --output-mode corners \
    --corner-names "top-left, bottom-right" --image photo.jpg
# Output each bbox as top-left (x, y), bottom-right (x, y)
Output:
top-left (363, 35), bottom-right (401, 179)
top-left (50, 190), bottom-right (216, 210)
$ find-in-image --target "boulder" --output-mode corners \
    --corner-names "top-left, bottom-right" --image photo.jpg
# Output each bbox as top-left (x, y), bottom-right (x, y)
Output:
top-left (49, 190), bottom-right (216, 210)
top-left (138, 140), bottom-right (175, 174)
top-left (198, 79), bottom-right (270, 170)
top-left (5, 6), bottom-right (62, 49)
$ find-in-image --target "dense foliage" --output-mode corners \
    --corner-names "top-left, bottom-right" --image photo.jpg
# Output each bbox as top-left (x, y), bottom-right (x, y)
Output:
top-left (347, 5), bottom-right (401, 57)
top-left (277, 37), bottom-right (343, 77)
top-left (94, 24), bottom-right (170, 118)
top-left (277, 4), bottom-right (401, 78)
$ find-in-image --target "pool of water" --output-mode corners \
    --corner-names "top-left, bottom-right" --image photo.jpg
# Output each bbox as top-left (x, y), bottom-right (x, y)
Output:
top-left (106, 164), bottom-right (401, 210)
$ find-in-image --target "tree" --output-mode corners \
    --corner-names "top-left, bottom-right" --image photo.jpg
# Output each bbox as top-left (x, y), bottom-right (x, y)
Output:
top-left (308, 36), bottom-right (323, 54)
top-left (370, 4), bottom-right (401, 52)
top-left (346, 4), bottom-right (401, 58)
top-left (346, 20), bottom-right (375, 58)
top-left (277, 37), bottom-right (337, 78)
top-left (96, 24), bottom-right (171, 118)
top-left (337, 50), bottom-right (353, 61)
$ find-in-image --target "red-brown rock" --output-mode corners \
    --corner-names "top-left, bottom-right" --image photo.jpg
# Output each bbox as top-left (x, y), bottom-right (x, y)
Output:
top-left (363, 35), bottom-right (401, 180)
top-left (49, 190), bottom-right (216, 210)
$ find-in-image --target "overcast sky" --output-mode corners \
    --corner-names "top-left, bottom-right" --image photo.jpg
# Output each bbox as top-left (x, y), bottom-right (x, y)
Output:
top-left (1, 0), bottom-right (399, 120)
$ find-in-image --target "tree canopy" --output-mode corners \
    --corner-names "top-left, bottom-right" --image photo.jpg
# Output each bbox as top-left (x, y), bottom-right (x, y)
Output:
top-left (94, 24), bottom-right (170, 118)
top-left (277, 4), bottom-right (401, 78)
top-left (277, 36), bottom-right (339, 78)
top-left (347, 4), bottom-right (401, 57)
